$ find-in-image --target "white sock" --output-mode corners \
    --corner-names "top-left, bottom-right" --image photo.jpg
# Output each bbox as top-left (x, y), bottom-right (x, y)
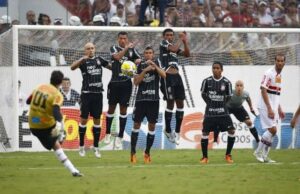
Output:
top-left (256, 141), bottom-right (264, 154)
top-left (256, 130), bottom-right (273, 154)
top-left (260, 131), bottom-right (274, 158)
top-left (55, 148), bottom-right (78, 174)
top-left (262, 130), bottom-right (273, 142)
top-left (262, 144), bottom-right (271, 159)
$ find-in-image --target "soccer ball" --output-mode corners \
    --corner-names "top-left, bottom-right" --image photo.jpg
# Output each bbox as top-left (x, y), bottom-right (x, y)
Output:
top-left (121, 60), bottom-right (137, 77)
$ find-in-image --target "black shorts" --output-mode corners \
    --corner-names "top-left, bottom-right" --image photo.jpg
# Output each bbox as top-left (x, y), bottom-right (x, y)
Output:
top-left (107, 79), bottom-right (132, 106)
top-left (132, 101), bottom-right (159, 123)
top-left (80, 93), bottom-right (103, 119)
top-left (228, 106), bottom-right (250, 122)
top-left (30, 126), bottom-right (57, 150)
top-left (202, 116), bottom-right (235, 133)
top-left (160, 73), bottom-right (185, 101)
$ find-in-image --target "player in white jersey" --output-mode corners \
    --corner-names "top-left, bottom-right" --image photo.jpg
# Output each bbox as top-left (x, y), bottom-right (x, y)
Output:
top-left (254, 54), bottom-right (285, 163)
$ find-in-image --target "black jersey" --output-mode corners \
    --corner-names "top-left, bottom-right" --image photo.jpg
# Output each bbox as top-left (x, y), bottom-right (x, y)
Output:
top-left (135, 59), bottom-right (161, 101)
top-left (159, 39), bottom-right (181, 71)
top-left (201, 76), bottom-right (233, 117)
top-left (79, 56), bottom-right (109, 93)
top-left (110, 44), bottom-right (141, 82)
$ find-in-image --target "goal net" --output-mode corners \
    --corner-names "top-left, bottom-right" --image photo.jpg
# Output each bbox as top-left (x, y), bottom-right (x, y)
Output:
top-left (0, 26), bottom-right (299, 152)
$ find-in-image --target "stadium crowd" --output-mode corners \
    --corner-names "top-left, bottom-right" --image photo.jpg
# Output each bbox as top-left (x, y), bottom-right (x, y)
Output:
top-left (1, 0), bottom-right (300, 34)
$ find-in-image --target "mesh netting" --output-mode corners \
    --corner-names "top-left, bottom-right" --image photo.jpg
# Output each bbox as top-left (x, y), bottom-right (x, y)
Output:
top-left (16, 29), bottom-right (300, 66)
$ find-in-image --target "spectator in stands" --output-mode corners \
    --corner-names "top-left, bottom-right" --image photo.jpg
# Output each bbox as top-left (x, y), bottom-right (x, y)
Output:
top-left (38, 13), bottom-right (51, 25)
top-left (240, 0), bottom-right (248, 15)
top-left (109, 15), bottom-right (123, 26)
top-left (125, 0), bottom-right (140, 14)
top-left (77, 0), bottom-right (92, 25)
top-left (252, 14), bottom-right (260, 27)
top-left (220, 0), bottom-right (230, 15)
top-left (208, 0), bottom-right (218, 11)
top-left (298, 3), bottom-right (300, 17)
top-left (223, 15), bottom-right (233, 27)
top-left (208, 4), bottom-right (224, 27)
top-left (69, 16), bottom-right (82, 26)
top-left (110, 0), bottom-right (125, 18)
top-left (92, 0), bottom-right (111, 25)
top-left (223, 1), bottom-right (246, 27)
top-left (164, 7), bottom-right (176, 27)
top-left (190, 16), bottom-right (205, 27)
top-left (0, 15), bottom-right (11, 34)
top-left (281, 1), bottom-right (300, 27)
top-left (93, 14), bottom-right (106, 26)
top-left (257, 1), bottom-right (274, 27)
top-left (53, 18), bottom-right (63, 25)
top-left (298, 4), bottom-right (300, 19)
top-left (26, 10), bottom-right (36, 25)
top-left (115, 3), bottom-right (127, 25)
top-left (134, 4), bottom-right (141, 19)
top-left (268, 0), bottom-right (284, 26)
top-left (138, 0), bottom-right (167, 26)
top-left (243, 2), bottom-right (255, 27)
top-left (192, 2), bottom-right (207, 26)
top-left (60, 77), bottom-right (80, 107)
top-left (126, 12), bottom-right (138, 26)
top-left (213, 18), bottom-right (224, 27)
top-left (176, 0), bottom-right (193, 27)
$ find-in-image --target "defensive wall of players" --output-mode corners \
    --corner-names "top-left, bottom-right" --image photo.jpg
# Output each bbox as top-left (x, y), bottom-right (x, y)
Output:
top-left (12, 65), bottom-right (299, 151)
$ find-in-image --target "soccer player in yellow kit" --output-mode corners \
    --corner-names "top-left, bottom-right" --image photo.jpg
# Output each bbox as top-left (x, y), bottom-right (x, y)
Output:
top-left (27, 70), bottom-right (83, 177)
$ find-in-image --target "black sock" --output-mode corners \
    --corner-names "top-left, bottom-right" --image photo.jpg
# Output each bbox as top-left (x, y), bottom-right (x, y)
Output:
top-left (175, 110), bottom-right (184, 133)
top-left (131, 130), bottom-right (139, 154)
top-left (145, 132), bottom-right (155, 155)
top-left (250, 127), bottom-right (260, 143)
top-left (214, 130), bottom-right (220, 142)
top-left (165, 111), bottom-right (173, 133)
top-left (106, 115), bottom-right (114, 134)
top-left (119, 115), bottom-right (127, 138)
top-left (201, 138), bottom-right (208, 158)
top-left (93, 126), bottom-right (101, 148)
top-left (226, 136), bottom-right (235, 155)
top-left (79, 125), bottom-right (87, 146)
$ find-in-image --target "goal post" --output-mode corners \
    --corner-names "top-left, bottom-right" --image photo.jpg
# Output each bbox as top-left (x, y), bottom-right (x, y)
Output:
top-left (1, 25), bottom-right (299, 152)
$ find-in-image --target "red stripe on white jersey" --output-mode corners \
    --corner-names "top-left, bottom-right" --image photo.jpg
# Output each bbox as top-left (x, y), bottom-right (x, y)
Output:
top-left (268, 85), bottom-right (281, 91)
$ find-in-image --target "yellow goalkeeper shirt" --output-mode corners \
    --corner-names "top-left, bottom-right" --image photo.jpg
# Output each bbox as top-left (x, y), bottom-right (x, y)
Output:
top-left (29, 84), bottom-right (63, 129)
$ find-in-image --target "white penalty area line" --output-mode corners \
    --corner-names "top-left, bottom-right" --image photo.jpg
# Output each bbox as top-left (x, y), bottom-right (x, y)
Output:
top-left (21, 162), bottom-right (300, 171)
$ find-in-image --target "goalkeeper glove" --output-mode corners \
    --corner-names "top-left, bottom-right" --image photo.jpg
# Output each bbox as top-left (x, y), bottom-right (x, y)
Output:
top-left (58, 129), bottom-right (66, 144)
top-left (52, 122), bottom-right (66, 143)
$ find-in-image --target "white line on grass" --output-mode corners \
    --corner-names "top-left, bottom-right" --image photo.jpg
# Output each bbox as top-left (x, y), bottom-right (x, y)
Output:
top-left (21, 161), bottom-right (300, 171)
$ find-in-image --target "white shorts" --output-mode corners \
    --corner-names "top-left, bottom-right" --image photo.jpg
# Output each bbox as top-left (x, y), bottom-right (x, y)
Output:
top-left (258, 109), bottom-right (279, 129)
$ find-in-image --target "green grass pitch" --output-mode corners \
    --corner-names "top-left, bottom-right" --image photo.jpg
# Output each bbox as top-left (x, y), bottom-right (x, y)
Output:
top-left (0, 149), bottom-right (300, 194)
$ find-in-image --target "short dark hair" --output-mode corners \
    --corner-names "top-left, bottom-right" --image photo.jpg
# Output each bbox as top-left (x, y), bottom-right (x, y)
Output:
top-left (118, 31), bottom-right (128, 37)
top-left (144, 46), bottom-right (154, 52)
top-left (275, 53), bottom-right (285, 61)
top-left (212, 61), bottom-right (223, 70)
top-left (163, 28), bottom-right (174, 36)
top-left (117, 3), bottom-right (124, 9)
top-left (50, 70), bottom-right (64, 86)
